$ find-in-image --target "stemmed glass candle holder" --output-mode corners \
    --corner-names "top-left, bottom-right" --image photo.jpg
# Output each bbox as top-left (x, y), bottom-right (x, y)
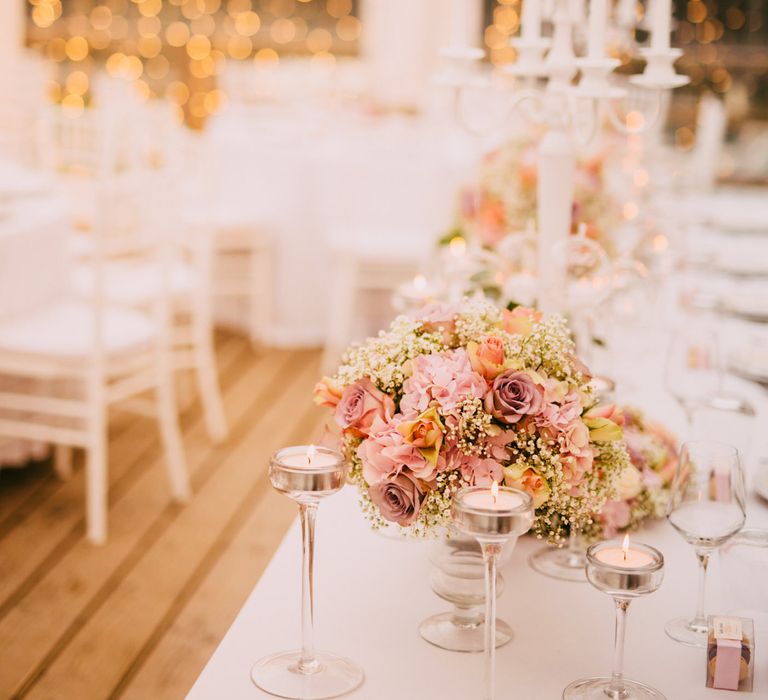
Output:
top-left (529, 528), bottom-right (587, 582)
top-left (452, 484), bottom-right (534, 700)
top-left (251, 446), bottom-right (364, 699)
top-left (563, 536), bottom-right (665, 700)
top-left (665, 441), bottom-right (746, 647)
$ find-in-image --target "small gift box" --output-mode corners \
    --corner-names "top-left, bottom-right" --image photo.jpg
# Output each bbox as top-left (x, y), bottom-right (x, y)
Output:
top-left (706, 616), bottom-right (754, 692)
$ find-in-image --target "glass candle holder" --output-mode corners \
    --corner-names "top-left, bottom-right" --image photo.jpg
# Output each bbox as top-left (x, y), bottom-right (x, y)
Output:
top-left (563, 538), bottom-right (665, 700)
top-left (529, 528), bottom-right (587, 583)
top-left (251, 446), bottom-right (364, 699)
top-left (451, 485), bottom-right (534, 700)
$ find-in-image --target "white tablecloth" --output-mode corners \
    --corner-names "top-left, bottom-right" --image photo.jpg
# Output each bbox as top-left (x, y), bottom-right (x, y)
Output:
top-left (189, 316), bottom-right (768, 698)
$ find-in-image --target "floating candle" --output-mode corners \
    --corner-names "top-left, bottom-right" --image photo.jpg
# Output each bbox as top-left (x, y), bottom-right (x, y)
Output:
top-left (594, 534), bottom-right (655, 568)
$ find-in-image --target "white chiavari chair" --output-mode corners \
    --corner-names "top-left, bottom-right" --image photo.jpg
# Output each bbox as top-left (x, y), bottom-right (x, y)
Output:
top-left (0, 169), bottom-right (190, 544)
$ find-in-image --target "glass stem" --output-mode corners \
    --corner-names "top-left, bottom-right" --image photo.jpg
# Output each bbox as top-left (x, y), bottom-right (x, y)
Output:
top-left (608, 597), bottom-right (632, 700)
top-left (298, 502), bottom-right (319, 674)
top-left (566, 527), bottom-right (584, 568)
top-left (480, 541), bottom-right (502, 700)
top-left (692, 549), bottom-right (710, 630)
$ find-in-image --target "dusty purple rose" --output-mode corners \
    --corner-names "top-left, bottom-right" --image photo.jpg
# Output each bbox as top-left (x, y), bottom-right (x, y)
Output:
top-left (485, 370), bottom-right (544, 425)
top-left (368, 472), bottom-right (424, 526)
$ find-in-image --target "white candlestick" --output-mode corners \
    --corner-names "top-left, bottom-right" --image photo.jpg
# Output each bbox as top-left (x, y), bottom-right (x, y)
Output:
top-left (587, 0), bottom-right (608, 60)
top-left (451, 0), bottom-right (471, 47)
top-left (650, 0), bottom-right (671, 51)
top-left (617, 0), bottom-right (636, 28)
top-left (521, 0), bottom-right (542, 40)
top-left (462, 489), bottom-right (524, 511)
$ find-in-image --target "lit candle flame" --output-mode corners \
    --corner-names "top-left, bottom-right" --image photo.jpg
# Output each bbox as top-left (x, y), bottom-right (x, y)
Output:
top-left (307, 444), bottom-right (316, 466)
top-left (491, 480), bottom-right (499, 505)
top-left (622, 533), bottom-right (630, 562)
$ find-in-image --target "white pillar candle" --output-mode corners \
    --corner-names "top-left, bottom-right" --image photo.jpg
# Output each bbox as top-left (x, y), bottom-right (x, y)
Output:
top-left (521, 0), bottom-right (542, 40)
top-left (650, 0), bottom-right (671, 51)
top-left (451, 0), bottom-right (471, 46)
top-left (587, 0), bottom-right (608, 60)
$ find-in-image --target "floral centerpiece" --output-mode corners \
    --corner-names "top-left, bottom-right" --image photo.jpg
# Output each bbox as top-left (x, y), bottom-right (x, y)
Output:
top-left (314, 299), bottom-right (630, 542)
top-left (596, 407), bottom-right (678, 538)
top-left (448, 137), bottom-right (618, 256)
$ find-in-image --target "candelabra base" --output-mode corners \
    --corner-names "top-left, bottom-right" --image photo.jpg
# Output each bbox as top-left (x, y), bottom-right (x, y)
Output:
top-left (251, 651), bottom-right (364, 700)
top-left (563, 677), bottom-right (666, 699)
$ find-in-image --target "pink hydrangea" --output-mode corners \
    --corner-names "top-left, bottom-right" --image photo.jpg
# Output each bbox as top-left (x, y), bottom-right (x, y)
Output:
top-left (400, 349), bottom-right (487, 415)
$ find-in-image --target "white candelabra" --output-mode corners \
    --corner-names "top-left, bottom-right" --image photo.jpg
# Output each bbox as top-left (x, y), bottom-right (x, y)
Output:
top-left (437, 0), bottom-right (689, 314)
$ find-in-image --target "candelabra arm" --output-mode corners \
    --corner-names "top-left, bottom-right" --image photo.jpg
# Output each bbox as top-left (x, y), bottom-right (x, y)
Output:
top-left (452, 85), bottom-right (547, 136)
top-left (604, 87), bottom-right (664, 135)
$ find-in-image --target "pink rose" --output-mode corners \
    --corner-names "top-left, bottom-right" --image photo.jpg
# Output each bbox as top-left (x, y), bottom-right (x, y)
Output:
top-left (313, 376), bottom-right (342, 409)
top-left (357, 416), bottom-right (431, 484)
top-left (368, 472), bottom-right (425, 526)
top-left (400, 349), bottom-right (486, 415)
top-left (334, 377), bottom-right (395, 437)
top-left (415, 302), bottom-right (461, 343)
top-left (467, 336), bottom-right (506, 380)
top-left (599, 499), bottom-right (632, 538)
top-left (485, 370), bottom-right (544, 424)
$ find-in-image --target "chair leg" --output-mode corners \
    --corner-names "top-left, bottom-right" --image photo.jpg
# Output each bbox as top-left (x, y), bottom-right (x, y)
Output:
top-left (54, 445), bottom-right (73, 481)
top-left (155, 359), bottom-right (191, 502)
top-left (193, 333), bottom-right (228, 443)
top-left (85, 421), bottom-right (107, 545)
top-left (249, 242), bottom-right (272, 348)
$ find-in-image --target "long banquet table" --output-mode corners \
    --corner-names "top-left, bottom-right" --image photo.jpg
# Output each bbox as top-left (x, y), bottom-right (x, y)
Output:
top-left (189, 363), bottom-right (768, 700)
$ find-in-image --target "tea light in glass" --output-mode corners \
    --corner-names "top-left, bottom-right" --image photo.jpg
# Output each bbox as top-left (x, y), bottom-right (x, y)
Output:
top-left (452, 483), bottom-right (534, 700)
top-left (563, 535), bottom-right (665, 700)
top-left (251, 445), bottom-right (364, 699)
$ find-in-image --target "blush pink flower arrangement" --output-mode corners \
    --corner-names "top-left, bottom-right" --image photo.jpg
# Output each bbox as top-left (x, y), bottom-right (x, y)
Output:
top-left (315, 298), bottom-right (630, 541)
top-left (595, 406), bottom-right (678, 539)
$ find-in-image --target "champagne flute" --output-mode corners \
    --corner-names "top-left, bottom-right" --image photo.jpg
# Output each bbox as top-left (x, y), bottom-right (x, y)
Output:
top-left (664, 330), bottom-right (721, 434)
top-left (665, 441), bottom-right (746, 647)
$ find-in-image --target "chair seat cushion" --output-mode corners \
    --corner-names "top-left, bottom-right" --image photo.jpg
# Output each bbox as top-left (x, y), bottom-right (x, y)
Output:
top-left (0, 301), bottom-right (155, 358)
top-left (72, 259), bottom-right (196, 305)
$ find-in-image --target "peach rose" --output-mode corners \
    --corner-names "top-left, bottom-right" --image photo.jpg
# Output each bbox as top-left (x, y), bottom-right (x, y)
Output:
top-left (467, 336), bottom-right (506, 380)
top-left (396, 407), bottom-right (445, 467)
top-left (500, 306), bottom-right (542, 337)
top-left (503, 465), bottom-right (550, 508)
top-left (313, 376), bottom-right (342, 409)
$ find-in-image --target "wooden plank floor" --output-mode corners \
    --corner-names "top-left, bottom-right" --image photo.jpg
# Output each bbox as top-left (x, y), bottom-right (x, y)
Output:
top-left (0, 332), bottom-right (327, 700)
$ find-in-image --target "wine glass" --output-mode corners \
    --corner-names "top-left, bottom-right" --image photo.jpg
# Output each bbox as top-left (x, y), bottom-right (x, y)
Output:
top-left (664, 330), bottom-right (722, 434)
top-left (665, 441), bottom-right (746, 647)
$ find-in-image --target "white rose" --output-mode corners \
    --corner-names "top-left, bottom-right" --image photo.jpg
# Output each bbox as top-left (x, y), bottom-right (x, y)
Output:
top-left (616, 465), bottom-right (644, 500)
